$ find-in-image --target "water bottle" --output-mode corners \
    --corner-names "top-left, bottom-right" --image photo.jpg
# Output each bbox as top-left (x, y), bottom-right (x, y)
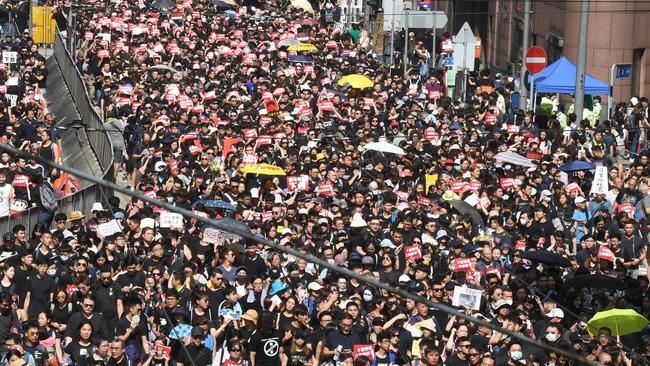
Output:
top-left (332, 345), bottom-right (343, 362)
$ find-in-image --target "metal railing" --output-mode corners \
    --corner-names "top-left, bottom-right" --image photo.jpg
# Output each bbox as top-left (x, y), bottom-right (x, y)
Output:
top-left (0, 27), bottom-right (114, 232)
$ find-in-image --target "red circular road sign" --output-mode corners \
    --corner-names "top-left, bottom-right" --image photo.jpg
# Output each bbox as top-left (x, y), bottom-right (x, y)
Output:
top-left (525, 46), bottom-right (548, 74)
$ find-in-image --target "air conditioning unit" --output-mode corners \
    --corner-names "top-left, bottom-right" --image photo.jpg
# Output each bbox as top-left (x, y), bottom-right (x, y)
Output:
top-left (546, 32), bottom-right (564, 48)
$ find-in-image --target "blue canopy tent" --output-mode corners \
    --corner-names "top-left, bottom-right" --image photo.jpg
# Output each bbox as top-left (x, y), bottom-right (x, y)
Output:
top-left (530, 56), bottom-right (610, 95)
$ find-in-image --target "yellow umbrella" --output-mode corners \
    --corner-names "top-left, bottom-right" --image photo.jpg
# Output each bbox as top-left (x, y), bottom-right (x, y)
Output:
top-left (290, 0), bottom-right (314, 13)
top-left (242, 163), bottom-right (286, 176)
top-left (338, 74), bottom-right (374, 89)
top-left (287, 43), bottom-right (318, 52)
top-left (586, 308), bottom-right (649, 336)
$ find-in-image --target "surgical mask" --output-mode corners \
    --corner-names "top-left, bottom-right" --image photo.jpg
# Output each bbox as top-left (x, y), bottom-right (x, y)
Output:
top-left (236, 275), bottom-right (247, 282)
top-left (47, 268), bottom-right (57, 277)
top-left (363, 293), bottom-right (373, 302)
top-left (510, 351), bottom-right (522, 361)
top-left (167, 196), bottom-right (174, 203)
top-left (546, 333), bottom-right (558, 342)
top-left (520, 218), bottom-right (528, 225)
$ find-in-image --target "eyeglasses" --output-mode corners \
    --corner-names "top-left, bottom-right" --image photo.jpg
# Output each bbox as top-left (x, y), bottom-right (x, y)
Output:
top-left (82, 303), bottom-right (94, 308)
top-left (469, 353), bottom-right (481, 357)
top-left (433, 288), bottom-right (443, 292)
top-left (152, 272), bottom-right (161, 276)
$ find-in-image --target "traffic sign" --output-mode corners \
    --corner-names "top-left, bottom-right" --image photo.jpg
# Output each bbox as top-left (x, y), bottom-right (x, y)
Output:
top-left (452, 22), bottom-right (476, 71)
top-left (525, 46), bottom-right (547, 74)
top-left (615, 64), bottom-right (631, 79)
top-left (444, 56), bottom-right (454, 66)
top-left (405, 10), bottom-right (448, 29)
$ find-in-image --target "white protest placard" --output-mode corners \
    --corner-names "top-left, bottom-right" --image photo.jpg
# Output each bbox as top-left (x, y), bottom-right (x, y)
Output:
top-left (590, 166), bottom-right (609, 195)
top-left (5, 94), bottom-right (17, 107)
top-left (452, 286), bottom-right (482, 310)
top-left (203, 228), bottom-right (225, 246)
top-left (160, 212), bottom-right (183, 228)
top-left (97, 220), bottom-right (122, 237)
top-left (2, 51), bottom-right (17, 64)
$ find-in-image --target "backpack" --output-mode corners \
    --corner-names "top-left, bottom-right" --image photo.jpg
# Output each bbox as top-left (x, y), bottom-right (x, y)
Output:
top-left (40, 183), bottom-right (58, 212)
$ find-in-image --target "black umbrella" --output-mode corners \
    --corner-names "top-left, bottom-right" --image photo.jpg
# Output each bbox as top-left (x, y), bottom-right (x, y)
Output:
top-left (520, 250), bottom-right (572, 267)
top-left (152, 0), bottom-right (175, 9)
top-left (449, 200), bottom-right (484, 226)
top-left (563, 274), bottom-right (622, 290)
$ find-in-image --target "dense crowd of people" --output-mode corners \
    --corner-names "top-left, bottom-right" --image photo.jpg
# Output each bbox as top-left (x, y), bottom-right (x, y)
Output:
top-left (2, 0), bottom-right (650, 365)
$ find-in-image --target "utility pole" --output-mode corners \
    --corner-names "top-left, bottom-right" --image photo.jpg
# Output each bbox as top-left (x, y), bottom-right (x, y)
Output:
top-left (574, 0), bottom-right (589, 123)
top-left (403, 8), bottom-right (409, 75)
top-left (518, 0), bottom-right (530, 110)
top-left (390, 0), bottom-right (396, 65)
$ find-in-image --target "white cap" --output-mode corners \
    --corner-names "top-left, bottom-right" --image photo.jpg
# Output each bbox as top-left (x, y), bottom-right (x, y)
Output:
top-left (574, 196), bottom-right (586, 204)
top-left (91, 202), bottom-right (105, 212)
top-left (380, 239), bottom-right (396, 249)
top-left (398, 274), bottom-right (411, 283)
top-left (435, 229), bottom-right (449, 240)
top-left (155, 161), bottom-right (167, 172)
top-left (546, 308), bottom-right (565, 319)
top-left (449, 144), bottom-right (461, 151)
top-left (307, 282), bottom-right (323, 291)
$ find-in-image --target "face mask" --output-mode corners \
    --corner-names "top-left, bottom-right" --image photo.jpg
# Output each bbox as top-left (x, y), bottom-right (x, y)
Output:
top-left (510, 351), bottom-right (522, 361)
top-left (47, 268), bottom-right (57, 277)
top-left (363, 293), bottom-right (373, 302)
top-left (60, 255), bottom-right (69, 262)
top-left (546, 333), bottom-right (558, 342)
top-left (167, 197), bottom-right (174, 203)
top-left (236, 275), bottom-right (247, 282)
top-left (520, 218), bottom-right (528, 225)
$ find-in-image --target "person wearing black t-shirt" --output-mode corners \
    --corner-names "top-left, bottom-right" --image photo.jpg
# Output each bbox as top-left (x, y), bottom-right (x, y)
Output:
top-left (64, 321), bottom-right (95, 366)
top-left (175, 327), bottom-right (212, 366)
top-left (445, 336), bottom-right (471, 366)
top-left (107, 339), bottom-right (134, 366)
top-left (23, 257), bottom-right (53, 319)
top-left (115, 297), bottom-right (149, 362)
top-left (249, 311), bottom-right (283, 366)
top-left (92, 265), bottom-right (124, 337)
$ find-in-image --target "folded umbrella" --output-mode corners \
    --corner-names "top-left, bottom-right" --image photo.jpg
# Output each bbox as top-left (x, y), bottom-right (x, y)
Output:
top-left (198, 200), bottom-right (235, 211)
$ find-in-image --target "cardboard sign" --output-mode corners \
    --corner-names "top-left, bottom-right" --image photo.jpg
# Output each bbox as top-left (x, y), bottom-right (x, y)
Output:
top-left (318, 100), bottom-right (334, 111)
top-left (425, 174), bottom-right (438, 195)
top-left (97, 220), bottom-right (122, 237)
top-left (395, 191), bottom-right (409, 201)
top-left (317, 182), bottom-right (334, 195)
top-left (417, 196), bottom-right (431, 206)
top-left (507, 124), bottom-right (520, 134)
top-left (590, 166), bottom-right (609, 195)
top-left (404, 245), bottom-right (422, 261)
top-left (287, 175), bottom-right (309, 192)
top-left (618, 203), bottom-right (634, 217)
top-left (264, 98), bottom-right (279, 116)
top-left (1, 51), bottom-right (17, 64)
top-left (598, 245), bottom-right (615, 262)
top-left (5, 94), bottom-right (16, 107)
top-left (452, 286), bottom-right (482, 310)
top-left (450, 181), bottom-right (466, 193)
top-left (243, 154), bottom-right (258, 166)
top-left (468, 180), bottom-right (481, 192)
top-left (154, 344), bottom-right (171, 358)
top-left (160, 212), bottom-right (183, 228)
top-left (499, 178), bottom-right (516, 190)
top-left (11, 174), bottom-right (29, 187)
top-left (452, 258), bottom-right (471, 272)
top-left (353, 344), bottom-right (374, 362)
top-left (203, 228), bottom-right (225, 245)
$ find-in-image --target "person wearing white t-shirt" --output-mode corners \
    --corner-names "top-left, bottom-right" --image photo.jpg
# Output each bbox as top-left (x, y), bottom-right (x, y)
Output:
top-left (0, 169), bottom-right (14, 217)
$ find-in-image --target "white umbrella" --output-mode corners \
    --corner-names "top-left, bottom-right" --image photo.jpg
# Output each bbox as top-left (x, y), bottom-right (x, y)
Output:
top-left (277, 39), bottom-right (302, 47)
top-left (494, 152), bottom-right (535, 168)
top-left (364, 141), bottom-right (405, 155)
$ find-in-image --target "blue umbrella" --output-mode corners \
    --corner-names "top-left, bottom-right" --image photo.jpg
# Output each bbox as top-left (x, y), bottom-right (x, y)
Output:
top-left (288, 55), bottom-right (314, 63)
top-left (198, 200), bottom-right (236, 210)
top-left (559, 160), bottom-right (596, 172)
top-left (168, 324), bottom-right (192, 340)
